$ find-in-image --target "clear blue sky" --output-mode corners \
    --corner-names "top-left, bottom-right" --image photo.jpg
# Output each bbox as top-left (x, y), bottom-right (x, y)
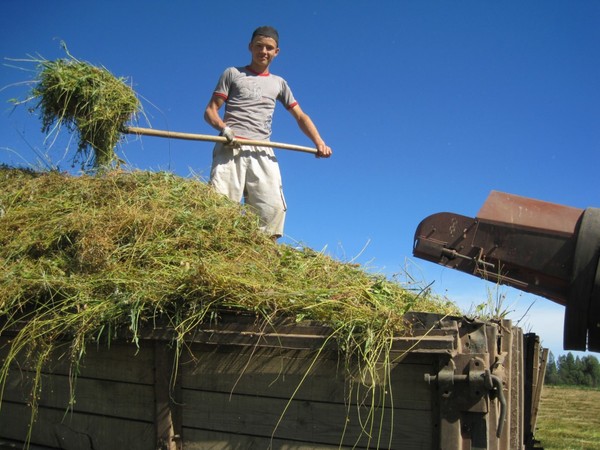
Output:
top-left (2, 1), bottom-right (599, 358)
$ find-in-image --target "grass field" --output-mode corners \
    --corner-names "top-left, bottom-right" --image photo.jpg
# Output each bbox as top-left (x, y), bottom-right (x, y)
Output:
top-left (535, 385), bottom-right (600, 449)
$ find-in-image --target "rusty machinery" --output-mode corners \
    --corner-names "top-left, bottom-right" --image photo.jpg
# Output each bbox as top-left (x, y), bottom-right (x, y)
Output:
top-left (413, 191), bottom-right (600, 352)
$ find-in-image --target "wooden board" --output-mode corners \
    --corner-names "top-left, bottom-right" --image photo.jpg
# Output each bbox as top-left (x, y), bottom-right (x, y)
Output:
top-left (182, 389), bottom-right (432, 448)
top-left (180, 344), bottom-right (434, 409)
top-left (0, 402), bottom-right (154, 450)
top-left (0, 339), bottom-right (157, 449)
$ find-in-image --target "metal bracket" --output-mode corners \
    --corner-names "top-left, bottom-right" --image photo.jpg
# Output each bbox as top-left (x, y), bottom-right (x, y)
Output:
top-left (441, 246), bottom-right (496, 271)
top-left (425, 357), bottom-right (506, 439)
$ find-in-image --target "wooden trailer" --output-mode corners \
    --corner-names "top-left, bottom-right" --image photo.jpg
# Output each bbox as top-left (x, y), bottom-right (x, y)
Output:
top-left (0, 311), bottom-right (546, 449)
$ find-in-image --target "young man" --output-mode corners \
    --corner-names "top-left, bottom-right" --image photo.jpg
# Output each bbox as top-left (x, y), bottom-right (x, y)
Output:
top-left (204, 26), bottom-right (332, 240)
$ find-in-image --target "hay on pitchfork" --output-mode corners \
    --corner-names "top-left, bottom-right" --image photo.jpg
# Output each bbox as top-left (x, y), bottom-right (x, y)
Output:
top-left (30, 49), bottom-right (140, 169)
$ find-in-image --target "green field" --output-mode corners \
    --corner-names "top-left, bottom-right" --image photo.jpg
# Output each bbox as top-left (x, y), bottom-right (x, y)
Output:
top-left (535, 385), bottom-right (600, 449)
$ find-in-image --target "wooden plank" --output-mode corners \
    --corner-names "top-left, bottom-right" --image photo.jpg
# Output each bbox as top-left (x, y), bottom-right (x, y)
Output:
top-left (139, 316), bottom-right (334, 350)
top-left (183, 428), bottom-right (351, 449)
top-left (0, 402), bottom-right (154, 450)
top-left (485, 321), bottom-right (501, 450)
top-left (512, 327), bottom-right (524, 449)
top-left (3, 367), bottom-right (155, 421)
top-left (498, 318), bottom-right (514, 450)
top-left (3, 312), bottom-right (461, 353)
top-left (0, 338), bottom-right (155, 384)
top-left (0, 438), bottom-right (58, 450)
top-left (530, 347), bottom-right (548, 433)
top-left (155, 341), bottom-right (182, 450)
top-left (1, 314), bottom-right (460, 449)
top-left (143, 312), bottom-right (460, 352)
top-left (180, 344), bottom-right (433, 411)
top-left (153, 328), bottom-right (457, 352)
top-left (72, 341), bottom-right (155, 384)
top-left (181, 389), bottom-right (432, 448)
top-left (181, 346), bottom-right (343, 401)
top-left (390, 334), bottom-right (457, 352)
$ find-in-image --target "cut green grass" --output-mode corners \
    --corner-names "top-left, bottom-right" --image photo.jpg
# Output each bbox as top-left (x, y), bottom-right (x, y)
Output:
top-left (0, 166), bottom-right (459, 398)
top-left (536, 385), bottom-right (600, 449)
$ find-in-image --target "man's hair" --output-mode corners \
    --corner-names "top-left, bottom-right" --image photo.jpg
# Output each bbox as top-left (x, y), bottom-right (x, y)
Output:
top-left (251, 26), bottom-right (279, 45)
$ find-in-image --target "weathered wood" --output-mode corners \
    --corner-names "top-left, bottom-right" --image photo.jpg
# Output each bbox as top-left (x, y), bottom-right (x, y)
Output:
top-left (496, 318), bottom-right (513, 450)
top-left (0, 402), bottom-right (154, 449)
top-left (143, 312), bottom-right (458, 352)
top-left (511, 326), bottom-right (525, 449)
top-left (180, 344), bottom-right (434, 410)
top-left (0, 438), bottom-right (54, 450)
top-left (183, 429), bottom-right (347, 450)
top-left (0, 336), bottom-right (157, 449)
top-left (0, 340), bottom-right (155, 384)
top-left (530, 347), bottom-right (548, 434)
top-left (3, 367), bottom-right (154, 421)
top-left (524, 333), bottom-right (547, 447)
top-left (0, 313), bottom-right (545, 449)
top-left (155, 341), bottom-right (182, 450)
top-left (182, 389), bottom-right (433, 448)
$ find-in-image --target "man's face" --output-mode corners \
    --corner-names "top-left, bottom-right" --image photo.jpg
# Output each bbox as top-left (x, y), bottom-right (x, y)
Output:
top-left (249, 36), bottom-right (279, 70)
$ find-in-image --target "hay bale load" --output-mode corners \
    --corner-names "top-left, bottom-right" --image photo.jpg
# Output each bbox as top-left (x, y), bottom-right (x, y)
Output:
top-left (0, 166), bottom-right (457, 350)
top-left (0, 164), bottom-right (458, 360)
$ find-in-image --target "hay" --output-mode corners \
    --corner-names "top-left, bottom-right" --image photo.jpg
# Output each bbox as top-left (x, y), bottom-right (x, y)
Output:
top-left (29, 48), bottom-right (139, 169)
top-left (0, 166), bottom-right (457, 358)
top-left (0, 166), bottom-right (459, 441)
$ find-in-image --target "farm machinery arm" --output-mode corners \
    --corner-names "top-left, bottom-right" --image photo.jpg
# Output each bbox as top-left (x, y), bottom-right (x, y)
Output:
top-left (413, 191), bottom-right (600, 351)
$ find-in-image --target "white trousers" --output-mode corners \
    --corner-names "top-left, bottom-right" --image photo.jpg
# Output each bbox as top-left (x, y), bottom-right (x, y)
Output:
top-left (209, 143), bottom-right (287, 237)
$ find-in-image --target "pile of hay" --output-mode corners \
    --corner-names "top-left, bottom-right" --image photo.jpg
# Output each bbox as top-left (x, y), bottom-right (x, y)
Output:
top-left (0, 166), bottom-right (460, 439)
top-left (30, 50), bottom-right (139, 169)
top-left (0, 166), bottom-right (458, 366)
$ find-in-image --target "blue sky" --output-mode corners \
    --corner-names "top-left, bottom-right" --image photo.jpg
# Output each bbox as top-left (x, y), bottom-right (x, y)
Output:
top-left (1, 1), bottom-right (599, 358)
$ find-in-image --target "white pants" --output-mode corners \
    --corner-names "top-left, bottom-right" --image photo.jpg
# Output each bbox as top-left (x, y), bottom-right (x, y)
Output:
top-left (209, 143), bottom-right (287, 237)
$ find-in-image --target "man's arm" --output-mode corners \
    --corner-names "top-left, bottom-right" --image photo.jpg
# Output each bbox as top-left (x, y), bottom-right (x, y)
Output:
top-left (204, 95), bottom-right (227, 131)
top-left (289, 105), bottom-right (332, 158)
top-left (204, 95), bottom-right (237, 145)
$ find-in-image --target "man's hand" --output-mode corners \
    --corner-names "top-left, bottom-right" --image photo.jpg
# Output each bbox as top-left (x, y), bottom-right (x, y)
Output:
top-left (221, 127), bottom-right (239, 147)
top-left (316, 142), bottom-right (332, 158)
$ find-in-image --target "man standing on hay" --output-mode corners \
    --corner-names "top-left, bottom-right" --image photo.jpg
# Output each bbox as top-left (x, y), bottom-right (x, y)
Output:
top-left (204, 26), bottom-right (332, 240)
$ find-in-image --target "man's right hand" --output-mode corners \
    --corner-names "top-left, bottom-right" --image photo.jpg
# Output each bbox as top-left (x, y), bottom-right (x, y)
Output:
top-left (221, 127), bottom-right (239, 147)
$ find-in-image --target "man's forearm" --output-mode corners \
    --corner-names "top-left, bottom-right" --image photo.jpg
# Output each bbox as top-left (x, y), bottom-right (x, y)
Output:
top-left (297, 114), bottom-right (325, 146)
top-left (204, 108), bottom-right (226, 132)
top-left (204, 96), bottom-right (227, 132)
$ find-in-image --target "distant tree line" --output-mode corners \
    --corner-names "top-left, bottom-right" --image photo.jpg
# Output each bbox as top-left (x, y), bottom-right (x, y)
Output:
top-left (545, 352), bottom-right (600, 387)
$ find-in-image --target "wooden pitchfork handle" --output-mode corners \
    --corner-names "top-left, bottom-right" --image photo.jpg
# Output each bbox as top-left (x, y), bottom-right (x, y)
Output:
top-left (124, 126), bottom-right (318, 155)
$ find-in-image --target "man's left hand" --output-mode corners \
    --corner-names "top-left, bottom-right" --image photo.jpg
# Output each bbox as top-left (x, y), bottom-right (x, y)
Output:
top-left (316, 143), bottom-right (332, 158)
